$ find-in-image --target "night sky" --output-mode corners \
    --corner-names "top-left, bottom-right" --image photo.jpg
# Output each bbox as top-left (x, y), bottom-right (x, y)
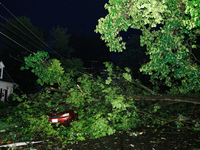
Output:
top-left (0, 0), bottom-right (143, 67)
top-left (0, 0), bottom-right (109, 36)
top-left (0, 0), bottom-right (148, 93)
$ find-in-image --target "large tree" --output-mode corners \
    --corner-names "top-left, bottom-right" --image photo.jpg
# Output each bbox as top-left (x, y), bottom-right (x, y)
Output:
top-left (1, 0), bottom-right (200, 149)
top-left (49, 25), bottom-right (73, 58)
top-left (95, 0), bottom-right (200, 96)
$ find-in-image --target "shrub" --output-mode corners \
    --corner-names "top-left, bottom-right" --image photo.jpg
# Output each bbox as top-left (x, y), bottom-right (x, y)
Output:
top-left (0, 100), bottom-right (9, 109)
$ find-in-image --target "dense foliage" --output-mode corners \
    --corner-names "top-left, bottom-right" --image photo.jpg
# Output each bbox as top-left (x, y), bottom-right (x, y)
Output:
top-left (1, 0), bottom-right (200, 149)
top-left (95, 0), bottom-right (200, 96)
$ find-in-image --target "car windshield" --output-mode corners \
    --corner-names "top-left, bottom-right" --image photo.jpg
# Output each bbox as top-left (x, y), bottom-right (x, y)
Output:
top-left (52, 104), bottom-right (71, 112)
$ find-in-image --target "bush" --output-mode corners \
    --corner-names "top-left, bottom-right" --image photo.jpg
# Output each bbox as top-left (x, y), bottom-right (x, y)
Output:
top-left (0, 94), bottom-right (18, 109)
top-left (7, 94), bottom-right (18, 106)
top-left (0, 100), bottom-right (9, 109)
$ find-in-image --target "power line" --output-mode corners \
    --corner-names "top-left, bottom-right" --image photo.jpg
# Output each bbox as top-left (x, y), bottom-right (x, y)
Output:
top-left (0, 15), bottom-right (45, 50)
top-left (0, 32), bottom-right (34, 54)
top-left (3, 68), bottom-right (25, 95)
top-left (0, 3), bottom-right (48, 49)
top-left (0, 3), bottom-right (96, 96)
top-left (0, 2), bottom-right (92, 75)
top-left (0, 28), bottom-right (91, 75)
top-left (3, 68), bottom-right (15, 84)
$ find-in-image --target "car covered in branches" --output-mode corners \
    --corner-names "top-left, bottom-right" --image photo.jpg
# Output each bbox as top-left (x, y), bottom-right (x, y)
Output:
top-left (47, 102), bottom-right (78, 126)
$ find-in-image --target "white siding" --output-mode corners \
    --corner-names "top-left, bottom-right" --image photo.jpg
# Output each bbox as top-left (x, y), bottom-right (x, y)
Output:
top-left (0, 81), bottom-right (14, 102)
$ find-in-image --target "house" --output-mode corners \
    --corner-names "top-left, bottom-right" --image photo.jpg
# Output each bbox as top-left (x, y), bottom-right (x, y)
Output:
top-left (0, 61), bottom-right (15, 102)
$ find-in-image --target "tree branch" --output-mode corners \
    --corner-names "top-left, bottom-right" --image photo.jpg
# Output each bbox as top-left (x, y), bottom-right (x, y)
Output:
top-left (129, 94), bottom-right (200, 105)
top-left (50, 87), bottom-right (70, 95)
top-left (131, 79), bottom-right (157, 95)
top-left (77, 84), bottom-right (84, 94)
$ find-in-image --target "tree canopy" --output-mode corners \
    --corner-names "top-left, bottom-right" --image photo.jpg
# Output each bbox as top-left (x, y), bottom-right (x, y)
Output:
top-left (49, 25), bottom-right (73, 58)
top-left (95, 0), bottom-right (200, 96)
top-left (1, 0), bottom-right (200, 149)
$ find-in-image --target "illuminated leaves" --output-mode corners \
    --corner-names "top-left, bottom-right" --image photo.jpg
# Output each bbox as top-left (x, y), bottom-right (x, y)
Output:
top-left (22, 52), bottom-right (64, 86)
top-left (110, 95), bottom-right (126, 110)
top-left (184, 0), bottom-right (200, 30)
top-left (95, 0), bottom-right (169, 52)
top-left (3, 0), bottom-right (200, 147)
top-left (123, 73), bottom-right (132, 82)
top-left (96, 0), bottom-right (200, 96)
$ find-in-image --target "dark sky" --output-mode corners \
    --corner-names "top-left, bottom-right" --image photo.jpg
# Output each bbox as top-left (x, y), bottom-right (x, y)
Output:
top-left (0, 0), bottom-right (141, 64)
top-left (0, 0), bottom-right (109, 36)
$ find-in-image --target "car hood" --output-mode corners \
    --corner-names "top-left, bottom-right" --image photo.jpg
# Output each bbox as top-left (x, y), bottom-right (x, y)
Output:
top-left (47, 109), bottom-right (74, 116)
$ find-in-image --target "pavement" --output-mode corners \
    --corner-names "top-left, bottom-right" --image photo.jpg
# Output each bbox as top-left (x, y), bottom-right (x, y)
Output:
top-left (0, 127), bottom-right (49, 149)
top-left (0, 140), bottom-right (46, 148)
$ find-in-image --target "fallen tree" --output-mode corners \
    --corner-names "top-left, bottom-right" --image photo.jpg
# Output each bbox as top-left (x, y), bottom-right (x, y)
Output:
top-left (1, 0), bottom-right (200, 149)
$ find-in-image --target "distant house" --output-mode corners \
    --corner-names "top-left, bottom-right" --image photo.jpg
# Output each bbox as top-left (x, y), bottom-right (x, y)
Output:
top-left (0, 61), bottom-right (15, 102)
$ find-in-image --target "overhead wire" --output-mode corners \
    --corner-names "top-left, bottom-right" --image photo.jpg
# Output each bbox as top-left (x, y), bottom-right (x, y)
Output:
top-left (0, 3), bottom-right (91, 69)
top-left (0, 2), bottom-right (94, 76)
top-left (3, 68), bottom-right (16, 84)
top-left (0, 13), bottom-right (34, 94)
top-left (0, 27), bottom-right (90, 75)
top-left (0, 15), bottom-right (45, 51)
top-left (0, 31), bottom-right (34, 54)
top-left (0, 3), bottom-right (47, 49)
top-left (0, 2), bottom-right (107, 105)
top-left (0, 24), bottom-right (42, 53)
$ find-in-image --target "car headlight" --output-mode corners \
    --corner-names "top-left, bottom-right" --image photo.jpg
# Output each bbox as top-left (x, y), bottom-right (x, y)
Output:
top-left (61, 113), bottom-right (69, 117)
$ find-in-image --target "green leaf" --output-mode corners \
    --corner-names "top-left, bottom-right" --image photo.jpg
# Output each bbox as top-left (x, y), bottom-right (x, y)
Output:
top-left (105, 77), bottom-right (112, 84)
top-left (123, 73), bottom-right (132, 82)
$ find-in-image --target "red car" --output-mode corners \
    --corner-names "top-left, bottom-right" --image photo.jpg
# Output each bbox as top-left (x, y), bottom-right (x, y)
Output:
top-left (47, 102), bottom-right (78, 126)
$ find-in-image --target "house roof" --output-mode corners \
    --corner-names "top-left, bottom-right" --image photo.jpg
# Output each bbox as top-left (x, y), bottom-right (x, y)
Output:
top-left (0, 61), bottom-right (5, 68)
top-left (0, 61), bottom-right (14, 84)
top-left (0, 69), bottom-right (15, 83)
